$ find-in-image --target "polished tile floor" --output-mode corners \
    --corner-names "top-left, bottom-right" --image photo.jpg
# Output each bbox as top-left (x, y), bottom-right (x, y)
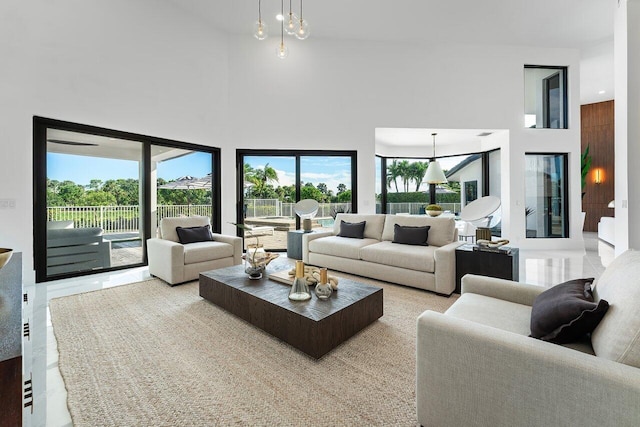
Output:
top-left (25, 232), bottom-right (614, 426)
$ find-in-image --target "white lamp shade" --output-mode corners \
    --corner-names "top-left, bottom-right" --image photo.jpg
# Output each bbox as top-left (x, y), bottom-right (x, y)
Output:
top-left (424, 160), bottom-right (448, 184)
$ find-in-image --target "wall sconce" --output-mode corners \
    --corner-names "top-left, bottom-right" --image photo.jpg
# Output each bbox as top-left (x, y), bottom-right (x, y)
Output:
top-left (594, 168), bottom-right (603, 185)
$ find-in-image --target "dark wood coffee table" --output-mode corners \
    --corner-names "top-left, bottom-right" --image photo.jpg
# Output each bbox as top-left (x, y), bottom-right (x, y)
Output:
top-left (199, 264), bottom-right (383, 359)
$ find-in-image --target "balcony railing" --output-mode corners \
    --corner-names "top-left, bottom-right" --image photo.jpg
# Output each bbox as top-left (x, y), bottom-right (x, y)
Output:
top-left (47, 201), bottom-right (458, 235)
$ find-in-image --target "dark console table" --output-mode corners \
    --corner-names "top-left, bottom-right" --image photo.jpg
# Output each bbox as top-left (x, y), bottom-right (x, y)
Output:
top-left (455, 244), bottom-right (519, 293)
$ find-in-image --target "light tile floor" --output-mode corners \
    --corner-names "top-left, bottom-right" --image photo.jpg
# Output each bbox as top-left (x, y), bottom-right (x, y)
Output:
top-left (25, 232), bottom-right (614, 426)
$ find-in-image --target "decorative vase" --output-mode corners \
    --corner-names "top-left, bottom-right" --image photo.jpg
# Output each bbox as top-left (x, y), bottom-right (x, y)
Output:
top-left (314, 268), bottom-right (332, 300)
top-left (427, 210), bottom-right (442, 217)
top-left (245, 244), bottom-right (267, 280)
top-left (289, 260), bottom-right (311, 301)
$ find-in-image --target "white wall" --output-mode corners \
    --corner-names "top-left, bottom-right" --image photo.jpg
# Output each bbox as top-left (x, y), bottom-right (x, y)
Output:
top-left (0, 0), bottom-right (230, 281)
top-left (0, 2), bottom-right (585, 282)
top-left (226, 37), bottom-right (582, 250)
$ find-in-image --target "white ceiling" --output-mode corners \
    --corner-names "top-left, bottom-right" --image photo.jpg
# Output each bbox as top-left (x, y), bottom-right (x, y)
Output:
top-left (169, 0), bottom-right (613, 49)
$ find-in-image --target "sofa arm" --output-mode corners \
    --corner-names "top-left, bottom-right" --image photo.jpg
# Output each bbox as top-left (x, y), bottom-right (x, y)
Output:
top-left (146, 238), bottom-right (185, 284)
top-left (461, 274), bottom-right (545, 306)
top-left (212, 233), bottom-right (243, 265)
top-left (416, 311), bottom-right (640, 427)
top-left (433, 241), bottom-right (463, 295)
top-left (302, 231), bottom-right (334, 264)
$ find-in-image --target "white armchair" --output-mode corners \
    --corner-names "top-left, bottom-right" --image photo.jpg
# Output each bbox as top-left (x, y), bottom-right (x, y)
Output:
top-left (417, 250), bottom-right (640, 427)
top-left (147, 216), bottom-right (242, 285)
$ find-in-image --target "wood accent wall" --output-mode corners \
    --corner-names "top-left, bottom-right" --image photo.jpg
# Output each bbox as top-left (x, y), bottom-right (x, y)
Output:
top-left (581, 100), bottom-right (614, 232)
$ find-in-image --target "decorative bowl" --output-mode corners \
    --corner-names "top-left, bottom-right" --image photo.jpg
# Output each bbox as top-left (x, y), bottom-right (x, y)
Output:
top-left (427, 210), bottom-right (442, 217)
top-left (0, 248), bottom-right (13, 270)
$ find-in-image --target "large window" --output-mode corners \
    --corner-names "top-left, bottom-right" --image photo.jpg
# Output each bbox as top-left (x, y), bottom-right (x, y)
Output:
top-left (524, 65), bottom-right (568, 129)
top-left (34, 117), bottom-right (220, 282)
top-left (525, 153), bottom-right (568, 238)
top-left (237, 150), bottom-right (357, 252)
top-left (378, 152), bottom-right (499, 216)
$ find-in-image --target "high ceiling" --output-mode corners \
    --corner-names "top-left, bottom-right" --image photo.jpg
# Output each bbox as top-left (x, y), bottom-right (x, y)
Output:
top-left (169, 0), bottom-right (613, 49)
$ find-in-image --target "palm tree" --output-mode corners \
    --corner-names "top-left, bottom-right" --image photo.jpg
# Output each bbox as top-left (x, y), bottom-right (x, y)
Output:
top-left (397, 160), bottom-right (411, 192)
top-left (252, 163), bottom-right (279, 197)
top-left (386, 160), bottom-right (401, 192)
top-left (409, 161), bottom-right (428, 191)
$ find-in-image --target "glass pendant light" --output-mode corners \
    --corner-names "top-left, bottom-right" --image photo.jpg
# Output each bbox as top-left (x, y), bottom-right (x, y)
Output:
top-left (284, 0), bottom-right (298, 35)
top-left (276, 0), bottom-right (289, 59)
top-left (424, 133), bottom-right (448, 184)
top-left (253, 0), bottom-right (268, 40)
top-left (295, 0), bottom-right (310, 40)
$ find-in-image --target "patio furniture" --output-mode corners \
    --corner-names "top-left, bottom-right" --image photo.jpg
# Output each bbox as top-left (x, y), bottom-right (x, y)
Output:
top-left (46, 223), bottom-right (111, 276)
top-left (146, 216), bottom-right (242, 285)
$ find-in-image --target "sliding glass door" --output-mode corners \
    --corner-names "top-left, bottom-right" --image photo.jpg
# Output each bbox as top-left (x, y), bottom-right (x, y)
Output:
top-left (34, 117), bottom-right (220, 282)
top-left (238, 150), bottom-right (357, 252)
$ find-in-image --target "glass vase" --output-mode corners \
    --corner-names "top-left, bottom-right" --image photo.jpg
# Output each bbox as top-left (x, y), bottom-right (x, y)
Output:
top-left (245, 244), bottom-right (267, 280)
top-left (289, 260), bottom-right (311, 301)
top-left (314, 268), bottom-right (332, 300)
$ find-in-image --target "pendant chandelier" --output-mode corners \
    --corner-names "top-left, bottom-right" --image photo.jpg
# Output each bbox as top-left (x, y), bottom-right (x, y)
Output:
top-left (424, 133), bottom-right (448, 184)
top-left (254, 0), bottom-right (310, 58)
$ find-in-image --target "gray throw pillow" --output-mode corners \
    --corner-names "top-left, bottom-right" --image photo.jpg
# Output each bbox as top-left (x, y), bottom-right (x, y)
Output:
top-left (338, 220), bottom-right (366, 239)
top-left (176, 225), bottom-right (214, 244)
top-left (392, 224), bottom-right (430, 246)
top-left (530, 278), bottom-right (609, 344)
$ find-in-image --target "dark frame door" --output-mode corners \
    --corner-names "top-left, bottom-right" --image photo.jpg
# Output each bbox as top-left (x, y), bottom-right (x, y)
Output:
top-left (33, 116), bottom-right (221, 282)
top-left (236, 149), bottom-right (358, 250)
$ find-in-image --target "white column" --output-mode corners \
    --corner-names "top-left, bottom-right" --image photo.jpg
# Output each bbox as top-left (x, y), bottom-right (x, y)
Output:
top-left (614, 0), bottom-right (640, 254)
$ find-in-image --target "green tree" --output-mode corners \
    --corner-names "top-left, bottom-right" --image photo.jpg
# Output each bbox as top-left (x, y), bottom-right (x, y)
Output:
top-left (337, 189), bottom-right (352, 202)
top-left (301, 182), bottom-right (324, 201)
top-left (58, 180), bottom-right (85, 205)
top-left (409, 161), bottom-right (428, 191)
top-left (81, 190), bottom-right (117, 206)
top-left (386, 160), bottom-right (401, 192)
top-left (88, 179), bottom-right (103, 190)
top-left (337, 183), bottom-right (347, 195)
top-left (248, 163), bottom-right (279, 198)
top-left (397, 160), bottom-right (411, 192)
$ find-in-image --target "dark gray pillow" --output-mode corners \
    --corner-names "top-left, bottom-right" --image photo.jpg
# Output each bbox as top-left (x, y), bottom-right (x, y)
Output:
top-left (176, 225), bottom-right (213, 244)
top-left (338, 220), bottom-right (366, 239)
top-left (392, 224), bottom-right (430, 246)
top-left (530, 278), bottom-right (609, 344)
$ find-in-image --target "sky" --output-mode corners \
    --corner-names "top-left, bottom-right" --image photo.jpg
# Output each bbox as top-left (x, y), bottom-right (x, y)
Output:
top-left (47, 152), bottom-right (212, 185)
top-left (244, 155), bottom-right (352, 194)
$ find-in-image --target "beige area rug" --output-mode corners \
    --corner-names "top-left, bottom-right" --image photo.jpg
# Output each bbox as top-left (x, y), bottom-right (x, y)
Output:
top-left (50, 273), bottom-right (457, 426)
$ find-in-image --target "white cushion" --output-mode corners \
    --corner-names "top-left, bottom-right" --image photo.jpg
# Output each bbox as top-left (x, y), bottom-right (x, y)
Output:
top-left (359, 241), bottom-right (436, 273)
top-left (183, 241), bottom-right (233, 265)
top-left (445, 293), bottom-right (532, 336)
top-left (592, 249), bottom-right (640, 368)
top-left (333, 213), bottom-right (386, 240)
top-left (308, 235), bottom-right (378, 260)
top-left (160, 216), bottom-right (210, 243)
top-left (381, 215), bottom-right (456, 247)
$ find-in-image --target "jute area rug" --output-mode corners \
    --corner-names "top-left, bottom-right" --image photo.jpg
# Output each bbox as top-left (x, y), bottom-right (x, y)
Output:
top-left (50, 273), bottom-right (457, 426)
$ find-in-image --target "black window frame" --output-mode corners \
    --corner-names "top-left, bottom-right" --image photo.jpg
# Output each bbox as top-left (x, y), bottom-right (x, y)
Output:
top-left (33, 116), bottom-right (221, 282)
top-left (236, 149), bottom-right (358, 245)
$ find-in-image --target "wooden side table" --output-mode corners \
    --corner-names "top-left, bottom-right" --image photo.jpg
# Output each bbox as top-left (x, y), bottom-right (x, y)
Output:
top-left (455, 244), bottom-right (519, 293)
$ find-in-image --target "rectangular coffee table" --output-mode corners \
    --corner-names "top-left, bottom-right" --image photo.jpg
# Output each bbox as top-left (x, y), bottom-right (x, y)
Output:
top-left (199, 264), bottom-right (383, 359)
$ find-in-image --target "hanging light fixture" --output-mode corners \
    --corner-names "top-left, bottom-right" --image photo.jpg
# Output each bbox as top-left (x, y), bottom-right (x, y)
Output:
top-left (284, 0), bottom-right (298, 35)
top-left (253, 0), bottom-right (268, 40)
top-left (424, 133), bottom-right (448, 184)
top-left (276, 0), bottom-right (289, 59)
top-left (295, 0), bottom-right (310, 40)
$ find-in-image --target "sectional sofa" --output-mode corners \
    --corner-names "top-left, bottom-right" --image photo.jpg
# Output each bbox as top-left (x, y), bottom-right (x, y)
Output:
top-left (302, 213), bottom-right (463, 295)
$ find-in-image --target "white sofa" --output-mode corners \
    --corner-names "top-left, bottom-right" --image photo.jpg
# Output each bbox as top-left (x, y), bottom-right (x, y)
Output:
top-left (416, 250), bottom-right (640, 427)
top-left (147, 216), bottom-right (242, 285)
top-left (303, 213), bottom-right (462, 295)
